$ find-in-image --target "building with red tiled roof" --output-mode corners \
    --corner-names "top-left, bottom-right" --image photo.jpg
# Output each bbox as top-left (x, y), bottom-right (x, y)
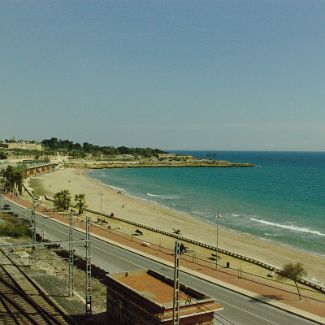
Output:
top-left (105, 269), bottom-right (223, 325)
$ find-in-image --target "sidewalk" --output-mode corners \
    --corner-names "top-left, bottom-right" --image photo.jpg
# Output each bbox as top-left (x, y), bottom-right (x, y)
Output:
top-left (5, 194), bottom-right (325, 324)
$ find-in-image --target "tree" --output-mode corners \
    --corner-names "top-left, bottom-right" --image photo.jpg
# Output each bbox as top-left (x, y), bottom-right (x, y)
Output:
top-left (117, 146), bottom-right (130, 155)
top-left (13, 164), bottom-right (26, 195)
top-left (278, 262), bottom-right (307, 301)
top-left (0, 150), bottom-right (7, 159)
top-left (74, 193), bottom-right (87, 214)
top-left (42, 137), bottom-right (59, 149)
top-left (1, 165), bottom-right (26, 195)
top-left (69, 149), bottom-right (86, 159)
top-left (42, 137), bottom-right (166, 158)
top-left (54, 190), bottom-right (71, 211)
top-left (172, 228), bottom-right (182, 235)
top-left (1, 166), bottom-right (15, 193)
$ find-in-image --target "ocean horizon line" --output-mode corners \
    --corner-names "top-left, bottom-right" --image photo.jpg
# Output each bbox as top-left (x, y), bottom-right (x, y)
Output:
top-left (167, 149), bottom-right (325, 153)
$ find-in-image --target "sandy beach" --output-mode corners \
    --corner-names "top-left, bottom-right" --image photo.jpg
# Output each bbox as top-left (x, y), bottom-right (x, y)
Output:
top-left (32, 167), bottom-right (325, 283)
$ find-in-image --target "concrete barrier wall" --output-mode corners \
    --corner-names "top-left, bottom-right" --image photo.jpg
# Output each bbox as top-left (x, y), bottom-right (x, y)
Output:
top-left (22, 184), bottom-right (33, 197)
top-left (25, 163), bottom-right (58, 177)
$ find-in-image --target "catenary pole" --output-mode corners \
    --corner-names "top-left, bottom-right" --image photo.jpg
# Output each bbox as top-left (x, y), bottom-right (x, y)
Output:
top-left (173, 240), bottom-right (180, 325)
top-left (85, 216), bottom-right (92, 316)
top-left (68, 211), bottom-right (74, 297)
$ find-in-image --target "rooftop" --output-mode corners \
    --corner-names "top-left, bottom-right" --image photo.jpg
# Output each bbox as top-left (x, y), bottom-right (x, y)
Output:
top-left (112, 271), bottom-right (194, 306)
top-left (107, 269), bottom-right (223, 319)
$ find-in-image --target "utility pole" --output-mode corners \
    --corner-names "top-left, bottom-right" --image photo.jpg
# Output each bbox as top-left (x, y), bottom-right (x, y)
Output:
top-left (173, 240), bottom-right (180, 325)
top-left (31, 195), bottom-right (37, 244)
top-left (85, 216), bottom-right (92, 316)
top-left (0, 176), bottom-right (2, 208)
top-left (31, 195), bottom-right (37, 264)
top-left (68, 211), bottom-right (74, 297)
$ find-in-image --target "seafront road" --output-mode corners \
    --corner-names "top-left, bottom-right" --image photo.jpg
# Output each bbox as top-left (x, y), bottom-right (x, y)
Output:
top-left (3, 197), bottom-right (323, 325)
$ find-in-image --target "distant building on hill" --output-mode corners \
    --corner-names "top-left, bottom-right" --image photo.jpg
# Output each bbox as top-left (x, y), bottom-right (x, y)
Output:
top-left (105, 269), bottom-right (223, 324)
top-left (0, 142), bottom-right (43, 151)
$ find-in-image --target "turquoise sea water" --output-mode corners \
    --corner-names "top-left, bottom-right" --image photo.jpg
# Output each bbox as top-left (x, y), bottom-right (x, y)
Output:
top-left (89, 151), bottom-right (325, 255)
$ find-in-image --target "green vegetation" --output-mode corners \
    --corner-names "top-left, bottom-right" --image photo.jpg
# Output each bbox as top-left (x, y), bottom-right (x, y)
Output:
top-left (278, 262), bottom-right (307, 300)
top-left (1, 137), bottom-right (254, 168)
top-left (74, 193), bottom-right (87, 214)
top-left (0, 150), bottom-right (7, 159)
top-left (0, 137), bottom-right (165, 160)
top-left (29, 178), bottom-right (47, 197)
top-left (172, 228), bottom-right (182, 235)
top-left (42, 137), bottom-right (165, 158)
top-left (0, 165), bottom-right (26, 195)
top-left (54, 189), bottom-right (71, 211)
top-left (0, 213), bottom-right (30, 238)
top-left (3, 148), bottom-right (43, 159)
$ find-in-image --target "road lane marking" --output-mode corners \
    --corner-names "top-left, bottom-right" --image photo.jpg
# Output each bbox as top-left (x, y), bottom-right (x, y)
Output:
top-left (90, 244), bottom-right (144, 269)
top-left (34, 219), bottom-right (144, 270)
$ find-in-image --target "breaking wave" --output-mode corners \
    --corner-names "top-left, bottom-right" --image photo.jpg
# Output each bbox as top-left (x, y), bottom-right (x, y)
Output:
top-left (108, 185), bottom-right (126, 192)
top-left (251, 218), bottom-right (325, 237)
top-left (264, 233), bottom-right (278, 237)
top-left (147, 193), bottom-right (181, 200)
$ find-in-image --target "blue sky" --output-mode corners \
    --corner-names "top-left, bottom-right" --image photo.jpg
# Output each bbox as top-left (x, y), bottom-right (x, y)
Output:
top-left (1, 0), bottom-right (324, 151)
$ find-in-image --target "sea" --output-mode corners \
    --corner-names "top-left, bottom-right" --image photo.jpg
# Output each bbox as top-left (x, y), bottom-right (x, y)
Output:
top-left (88, 151), bottom-right (325, 256)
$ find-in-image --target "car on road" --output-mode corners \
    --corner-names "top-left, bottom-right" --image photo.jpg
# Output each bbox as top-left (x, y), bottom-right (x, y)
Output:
top-left (3, 204), bottom-right (10, 210)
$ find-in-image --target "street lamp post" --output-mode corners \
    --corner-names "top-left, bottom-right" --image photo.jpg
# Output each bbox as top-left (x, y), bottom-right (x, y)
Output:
top-left (216, 211), bottom-right (219, 270)
top-left (99, 192), bottom-right (103, 214)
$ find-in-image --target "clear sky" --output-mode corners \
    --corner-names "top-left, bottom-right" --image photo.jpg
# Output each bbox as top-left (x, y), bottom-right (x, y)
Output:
top-left (1, 0), bottom-right (324, 151)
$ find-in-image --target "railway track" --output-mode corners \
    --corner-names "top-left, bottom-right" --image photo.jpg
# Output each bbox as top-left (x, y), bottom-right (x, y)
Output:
top-left (0, 249), bottom-right (71, 325)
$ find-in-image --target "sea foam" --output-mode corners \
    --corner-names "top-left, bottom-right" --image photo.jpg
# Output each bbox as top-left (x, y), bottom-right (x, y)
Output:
top-left (251, 218), bottom-right (325, 237)
top-left (107, 185), bottom-right (126, 192)
top-left (146, 192), bottom-right (180, 200)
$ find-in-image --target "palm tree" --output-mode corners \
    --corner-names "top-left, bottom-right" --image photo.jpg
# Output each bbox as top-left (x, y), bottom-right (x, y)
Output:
top-left (172, 228), bottom-right (182, 235)
top-left (278, 262), bottom-right (307, 301)
top-left (74, 193), bottom-right (87, 214)
top-left (54, 189), bottom-right (71, 211)
top-left (1, 166), bottom-right (15, 193)
top-left (13, 165), bottom-right (26, 195)
top-left (1, 165), bottom-right (26, 195)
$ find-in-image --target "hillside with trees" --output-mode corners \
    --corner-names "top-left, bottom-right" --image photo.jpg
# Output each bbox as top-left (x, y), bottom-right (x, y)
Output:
top-left (0, 137), bottom-right (255, 168)
top-left (42, 138), bottom-right (165, 158)
top-left (0, 137), bottom-right (166, 159)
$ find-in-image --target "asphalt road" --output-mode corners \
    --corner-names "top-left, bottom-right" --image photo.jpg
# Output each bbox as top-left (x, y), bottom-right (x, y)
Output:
top-left (2, 198), bottom-right (321, 325)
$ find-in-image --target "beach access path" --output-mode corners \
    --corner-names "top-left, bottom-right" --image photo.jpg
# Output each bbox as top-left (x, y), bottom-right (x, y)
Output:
top-left (4, 193), bottom-right (325, 324)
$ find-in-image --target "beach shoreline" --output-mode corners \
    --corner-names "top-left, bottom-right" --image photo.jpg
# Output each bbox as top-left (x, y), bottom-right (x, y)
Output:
top-left (91, 173), bottom-right (325, 262)
top-left (87, 170), bottom-right (325, 259)
top-left (31, 167), bottom-right (325, 284)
